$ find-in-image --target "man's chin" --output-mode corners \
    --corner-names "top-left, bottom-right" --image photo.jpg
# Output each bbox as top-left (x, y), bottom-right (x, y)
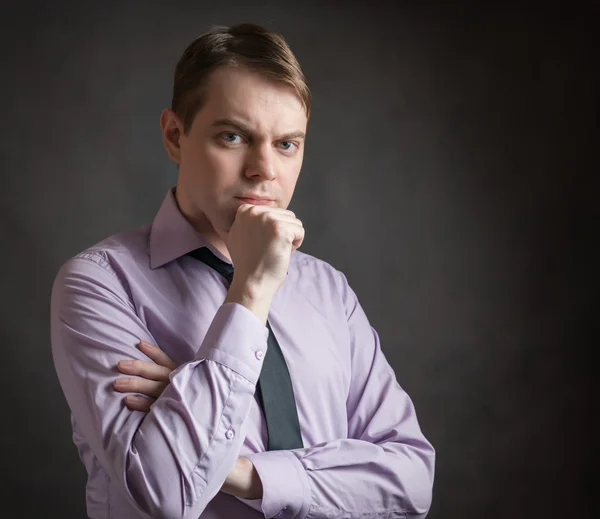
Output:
top-left (210, 210), bottom-right (236, 236)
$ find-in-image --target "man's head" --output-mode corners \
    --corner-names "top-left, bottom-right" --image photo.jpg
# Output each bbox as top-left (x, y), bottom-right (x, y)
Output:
top-left (160, 24), bottom-right (310, 240)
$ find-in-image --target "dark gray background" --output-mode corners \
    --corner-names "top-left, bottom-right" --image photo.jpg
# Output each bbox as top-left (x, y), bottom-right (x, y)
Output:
top-left (0, 1), bottom-right (596, 517)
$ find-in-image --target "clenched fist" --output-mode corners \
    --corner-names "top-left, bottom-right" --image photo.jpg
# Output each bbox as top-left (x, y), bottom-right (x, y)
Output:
top-left (219, 203), bottom-right (304, 324)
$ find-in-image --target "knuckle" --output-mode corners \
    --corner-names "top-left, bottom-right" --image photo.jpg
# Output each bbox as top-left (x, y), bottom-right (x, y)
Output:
top-left (272, 220), bottom-right (286, 237)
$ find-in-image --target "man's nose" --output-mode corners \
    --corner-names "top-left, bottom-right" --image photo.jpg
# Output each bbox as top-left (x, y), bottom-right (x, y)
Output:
top-left (244, 143), bottom-right (276, 181)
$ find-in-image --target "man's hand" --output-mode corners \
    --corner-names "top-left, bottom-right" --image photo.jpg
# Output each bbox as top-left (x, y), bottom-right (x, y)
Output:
top-left (114, 341), bottom-right (263, 499)
top-left (221, 203), bottom-right (305, 324)
top-left (113, 340), bottom-right (177, 412)
top-left (221, 456), bottom-right (263, 500)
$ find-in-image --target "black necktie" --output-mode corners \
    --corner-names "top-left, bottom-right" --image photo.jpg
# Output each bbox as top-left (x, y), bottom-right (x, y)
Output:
top-left (188, 247), bottom-right (304, 451)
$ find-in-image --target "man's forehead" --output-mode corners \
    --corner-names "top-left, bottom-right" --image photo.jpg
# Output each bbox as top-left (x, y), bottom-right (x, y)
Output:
top-left (202, 67), bottom-right (307, 126)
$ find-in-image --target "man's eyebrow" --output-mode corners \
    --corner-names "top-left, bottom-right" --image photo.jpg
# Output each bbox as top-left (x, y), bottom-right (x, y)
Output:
top-left (211, 118), bottom-right (252, 135)
top-left (211, 118), bottom-right (305, 141)
top-left (279, 130), bottom-right (306, 141)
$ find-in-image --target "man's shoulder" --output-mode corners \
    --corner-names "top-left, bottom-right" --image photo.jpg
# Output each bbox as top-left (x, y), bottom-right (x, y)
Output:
top-left (291, 249), bottom-right (339, 274)
top-left (60, 223), bottom-right (152, 275)
top-left (290, 250), bottom-right (349, 291)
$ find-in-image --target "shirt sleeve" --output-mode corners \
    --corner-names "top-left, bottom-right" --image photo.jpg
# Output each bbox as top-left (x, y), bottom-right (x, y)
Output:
top-left (50, 254), bottom-right (269, 519)
top-left (245, 270), bottom-right (435, 519)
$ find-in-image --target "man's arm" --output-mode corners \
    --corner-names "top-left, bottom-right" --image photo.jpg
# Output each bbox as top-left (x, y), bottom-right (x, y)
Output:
top-left (50, 254), bottom-right (269, 519)
top-left (244, 270), bottom-right (435, 519)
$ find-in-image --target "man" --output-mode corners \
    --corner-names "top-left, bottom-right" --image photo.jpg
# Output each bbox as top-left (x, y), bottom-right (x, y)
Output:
top-left (51, 23), bottom-right (435, 519)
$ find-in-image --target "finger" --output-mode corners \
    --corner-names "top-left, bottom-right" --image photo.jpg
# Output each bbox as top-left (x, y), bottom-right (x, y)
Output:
top-left (117, 359), bottom-right (173, 382)
top-left (265, 213), bottom-right (303, 226)
top-left (273, 220), bottom-right (305, 246)
top-left (290, 224), bottom-right (305, 251)
top-left (114, 377), bottom-right (166, 398)
top-left (124, 395), bottom-right (153, 412)
top-left (235, 203), bottom-right (255, 216)
top-left (240, 204), bottom-right (296, 218)
top-left (138, 340), bottom-right (177, 370)
top-left (261, 206), bottom-right (296, 217)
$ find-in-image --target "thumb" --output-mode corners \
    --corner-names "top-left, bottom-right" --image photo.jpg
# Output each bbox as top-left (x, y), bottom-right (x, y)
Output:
top-left (214, 203), bottom-right (248, 244)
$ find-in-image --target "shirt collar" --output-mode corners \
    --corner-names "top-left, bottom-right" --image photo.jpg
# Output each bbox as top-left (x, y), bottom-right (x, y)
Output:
top-left (149, 187), bottom-right (231, 269)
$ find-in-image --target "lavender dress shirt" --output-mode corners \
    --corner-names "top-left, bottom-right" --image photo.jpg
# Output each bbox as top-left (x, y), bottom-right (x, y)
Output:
top-left (50, 188), bottom-right (435, 519)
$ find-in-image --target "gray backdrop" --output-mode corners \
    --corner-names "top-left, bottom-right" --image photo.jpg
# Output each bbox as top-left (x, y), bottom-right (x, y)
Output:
top-left (0, 1), bottom-right (596, 518)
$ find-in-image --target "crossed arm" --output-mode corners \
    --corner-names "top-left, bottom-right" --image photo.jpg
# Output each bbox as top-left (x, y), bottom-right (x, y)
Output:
top-left (113, 340), bottom-right (263, 500)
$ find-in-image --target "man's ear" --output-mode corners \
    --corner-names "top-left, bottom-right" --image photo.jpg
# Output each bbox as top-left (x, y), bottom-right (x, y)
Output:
top-left (160, 108), bottom-right (184, 165)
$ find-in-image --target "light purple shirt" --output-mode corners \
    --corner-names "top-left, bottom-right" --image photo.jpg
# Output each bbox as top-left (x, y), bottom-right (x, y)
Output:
top-left (50, 188), bottom-right (435, 519)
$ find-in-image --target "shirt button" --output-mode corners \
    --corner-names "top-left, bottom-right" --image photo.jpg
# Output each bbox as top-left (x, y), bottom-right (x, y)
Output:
top-left (225, 427), bottom-right (235, 440)
top-left (255, 350), bottom-right (264, 361)
top-left (276, 509), bottom-right (287, 518)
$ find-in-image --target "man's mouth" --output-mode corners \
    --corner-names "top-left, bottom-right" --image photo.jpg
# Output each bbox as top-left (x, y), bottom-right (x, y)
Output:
top-left (235, 195), bottom-right (275, 206)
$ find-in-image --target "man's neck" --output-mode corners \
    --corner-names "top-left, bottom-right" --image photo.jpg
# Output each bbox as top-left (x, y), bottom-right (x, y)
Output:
top-left (208, 238), bottom-right (231, 261)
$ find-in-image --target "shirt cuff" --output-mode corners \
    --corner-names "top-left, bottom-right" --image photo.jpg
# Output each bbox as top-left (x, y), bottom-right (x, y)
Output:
top-left (198, 302), bottom-right (269, 384)
top-left (245, 450), bottom-right (311, 519)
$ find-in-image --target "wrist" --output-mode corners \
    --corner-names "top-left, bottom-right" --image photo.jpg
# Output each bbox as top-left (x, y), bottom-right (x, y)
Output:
top-left (225, 280), bottom-right (273, 325)
top-left (222, 457), bottom-right (263, 499)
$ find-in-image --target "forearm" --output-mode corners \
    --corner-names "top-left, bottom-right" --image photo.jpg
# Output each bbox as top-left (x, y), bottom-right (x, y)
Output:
top-left (246, 437), bottom-right (434, 519)
top-left (121, 352), bottom-right (258, 517)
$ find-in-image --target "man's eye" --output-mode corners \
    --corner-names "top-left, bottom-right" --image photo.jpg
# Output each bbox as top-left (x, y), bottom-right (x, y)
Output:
top-left (221, 132), bottom-right (243, 144)
top-left (278, 141), bottom-right (297, 152)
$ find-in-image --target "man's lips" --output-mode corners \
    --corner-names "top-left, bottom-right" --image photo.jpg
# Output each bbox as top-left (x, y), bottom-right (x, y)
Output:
top-left (235, 196), bottom-right (275, 206)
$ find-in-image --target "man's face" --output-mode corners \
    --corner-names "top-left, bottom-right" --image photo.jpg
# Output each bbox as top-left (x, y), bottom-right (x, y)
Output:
top-left (165, 66), bottom-right (308, 236)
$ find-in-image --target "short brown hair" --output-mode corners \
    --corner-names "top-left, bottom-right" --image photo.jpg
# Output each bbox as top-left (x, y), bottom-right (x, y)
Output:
top-left (172, 23), bottom-right (311, 134)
